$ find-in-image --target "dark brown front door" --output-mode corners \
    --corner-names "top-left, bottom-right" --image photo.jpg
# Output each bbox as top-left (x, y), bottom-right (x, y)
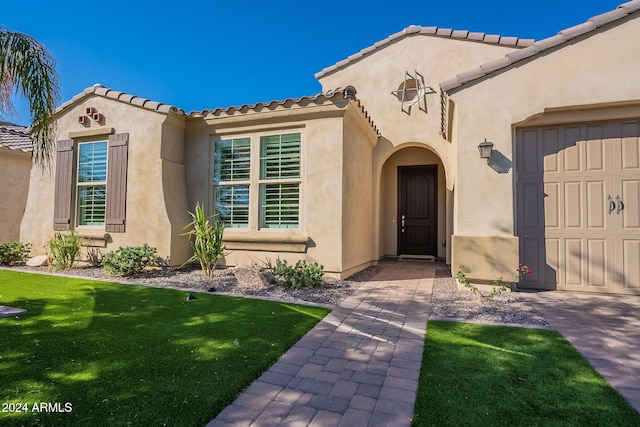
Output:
top-left (398, 165), bottom-right (437, 255)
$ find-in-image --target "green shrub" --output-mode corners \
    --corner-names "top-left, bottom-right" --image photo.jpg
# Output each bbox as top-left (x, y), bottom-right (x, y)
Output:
top-left (182, 202), bottom-right (225, 277)
top-left (48, 232), bottom-right (82, 270)
top-left (273, 259), bottom-right (325, 289)
top-left (0, 241), bottom-right (32, 265)
top-left (103, 244), bottom-right (158, 276)
top-left (457, 265), bottom-right (519, 299)
top-left (457, 265), bottom-right (478, 293)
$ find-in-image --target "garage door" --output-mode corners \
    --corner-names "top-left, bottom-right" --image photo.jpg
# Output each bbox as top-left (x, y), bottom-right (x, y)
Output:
top-left (516, 119), bottom-right (640, 295)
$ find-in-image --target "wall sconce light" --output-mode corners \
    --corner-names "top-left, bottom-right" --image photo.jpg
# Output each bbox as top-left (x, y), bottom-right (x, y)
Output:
top-left (478, 139), bottom-right (494, 161)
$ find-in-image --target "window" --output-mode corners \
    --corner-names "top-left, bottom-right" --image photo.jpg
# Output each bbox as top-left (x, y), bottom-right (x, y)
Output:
top-left (54, 133), bottom-right (129, 233)
top-left (213, 138), bottom-right (250, 228)
top-left (260, 133), bottom-right (300, 229)
top-left (212, 132), bottom-right (301, 230)
top-left (77, 141), bottom-right (107, 226)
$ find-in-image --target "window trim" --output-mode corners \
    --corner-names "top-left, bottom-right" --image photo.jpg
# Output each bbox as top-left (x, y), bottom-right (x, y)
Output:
top-left (53, 133), bottom-right (129, 233)
top-left (75, 140), bottom-right (108, 228)
top-left (213, 137), bottom-right (251, 229)
top-left (211, 129), bottom-right (304, 232)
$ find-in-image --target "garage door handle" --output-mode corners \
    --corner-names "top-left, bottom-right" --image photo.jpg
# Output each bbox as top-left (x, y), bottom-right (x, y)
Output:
top-left (608, 195), bottom-right (615, 214)
top-left (616, 195), bottom-right (624, 214)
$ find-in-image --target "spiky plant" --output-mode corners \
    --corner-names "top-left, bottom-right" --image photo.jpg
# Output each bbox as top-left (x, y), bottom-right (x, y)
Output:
top-left (182, 202), bottom-right (225, 277)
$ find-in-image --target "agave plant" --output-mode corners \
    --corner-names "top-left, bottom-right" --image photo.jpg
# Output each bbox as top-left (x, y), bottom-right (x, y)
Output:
top-left (182, 202), bottom-right (225, 277)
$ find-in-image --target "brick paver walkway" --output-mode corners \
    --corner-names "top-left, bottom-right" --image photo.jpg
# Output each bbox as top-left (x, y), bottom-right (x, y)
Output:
top-left (523, 292), bottom-right (640, 413)
top-left (207, 260), bottom-right (434, 426)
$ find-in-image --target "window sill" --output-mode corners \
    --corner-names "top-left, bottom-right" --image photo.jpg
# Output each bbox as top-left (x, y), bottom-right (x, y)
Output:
top-left (76, 232), bottom-right (110, 248)
top-left (223, 233), bottom-right (310, 253)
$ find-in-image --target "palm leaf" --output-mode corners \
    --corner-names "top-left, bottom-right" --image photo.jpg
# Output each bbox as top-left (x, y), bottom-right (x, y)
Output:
top-left (0, 26), bottom-right (60, 168)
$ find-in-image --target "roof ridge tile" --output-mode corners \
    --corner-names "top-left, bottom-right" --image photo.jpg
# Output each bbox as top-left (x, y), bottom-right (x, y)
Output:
top-left (56, 84), bottom-right (185, 116)
top-left (440, 0), bottom-right (640, 92)
top-left (620, 0), bottom-right (640, 13)
top-left (188, 86), bottom-right (378, 135)
top-left (315, 25), bottom-right (533, 79)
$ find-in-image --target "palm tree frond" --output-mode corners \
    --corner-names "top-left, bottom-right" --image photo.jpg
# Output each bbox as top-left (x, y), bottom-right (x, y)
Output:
top-left (0, 26), bottom-right (60, 168)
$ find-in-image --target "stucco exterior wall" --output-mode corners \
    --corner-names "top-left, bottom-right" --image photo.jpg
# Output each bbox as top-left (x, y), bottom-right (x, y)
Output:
top-left (318, 35), bottom-right (521, 184)
top-left (0, 148), bottom-right (31, 243)
top-left (160, 115), bottom-right (190, 266)
top-left (448, 15), bottom-right (640, 280)
top-left (20, 96), bottom-right (183, 263)
top-left (317, 34), bottom-right (524, 268)
top-left (341, 107), bottom-right (378, 276)
top-left (184, 101), bottom-right (375, 277)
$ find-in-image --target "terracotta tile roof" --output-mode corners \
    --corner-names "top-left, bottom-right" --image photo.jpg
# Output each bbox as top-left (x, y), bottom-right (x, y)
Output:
top-left (57, 84), bottom-right (186, 116)
top-left (60, 84), bottom-right (379, 136)
top-left (441, 0), bottom-right (640, 92)
top-left (190, 86), bottom-right (380, 136)
top-left (315, 25), bottom-right (534, 79)
top-left (0, 121), bottom-right (32, 152)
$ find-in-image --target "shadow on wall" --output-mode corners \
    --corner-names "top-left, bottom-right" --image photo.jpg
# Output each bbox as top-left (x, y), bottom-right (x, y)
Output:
top-left (487, 149), bottom-right (511, 174)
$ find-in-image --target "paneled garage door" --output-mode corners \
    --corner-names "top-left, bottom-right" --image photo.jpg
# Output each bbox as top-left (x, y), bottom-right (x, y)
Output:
top-left (516, 120), bottom-right (640, 295)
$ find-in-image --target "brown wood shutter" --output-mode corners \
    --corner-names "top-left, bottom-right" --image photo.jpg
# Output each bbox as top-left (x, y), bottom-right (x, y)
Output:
top-left (105, 133), bottom-right (129, 233)
top-left (53, 139), bottom-right (74, 230)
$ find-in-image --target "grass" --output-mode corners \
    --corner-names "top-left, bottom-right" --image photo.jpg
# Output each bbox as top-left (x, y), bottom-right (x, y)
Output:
top-left (0, 270), bottom-right (328, 426)
top-left (413, 321), bottom-right (640, 426)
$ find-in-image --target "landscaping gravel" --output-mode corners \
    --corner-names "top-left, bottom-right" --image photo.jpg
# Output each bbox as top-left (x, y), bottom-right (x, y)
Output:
top-left (11, 261), bottom-right (550, 328)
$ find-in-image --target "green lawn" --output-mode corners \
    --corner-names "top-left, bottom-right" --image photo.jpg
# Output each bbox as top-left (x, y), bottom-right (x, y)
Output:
top-left (413, 321), bottom-right (640, 426)
top-left (0, 270), bottom-right (328, 426)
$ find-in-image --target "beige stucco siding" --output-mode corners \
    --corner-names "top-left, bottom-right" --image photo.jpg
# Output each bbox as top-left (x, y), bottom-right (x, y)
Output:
top-left (185, 101), bottom-right (376, 277)
top-left (0, 148), bottom-right (31, 243)
top-left (20, 96), bottom-right (184, 263)
top-left (318, 35), bottom-right (520, 154)
top-left (318, 34), bottom-right (523, 268)
top-left (448, 15), bottom-right (640, 281)
top-left (341, 107), bottom-right (378, 275)
top-left (161, 115), bottom-right (190, 265)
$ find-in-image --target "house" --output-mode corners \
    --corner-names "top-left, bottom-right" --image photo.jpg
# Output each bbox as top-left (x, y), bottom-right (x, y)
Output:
top-left (0, 122), bottom-right (32, 243)
top-left (20, 0), bottom-right (640, 295)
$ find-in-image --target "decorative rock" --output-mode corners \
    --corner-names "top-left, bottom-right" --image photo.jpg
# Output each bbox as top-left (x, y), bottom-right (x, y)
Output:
top-left (26, 255), bottom-right (49, 267)
top-left (233, 266), bottom-right (268, 289)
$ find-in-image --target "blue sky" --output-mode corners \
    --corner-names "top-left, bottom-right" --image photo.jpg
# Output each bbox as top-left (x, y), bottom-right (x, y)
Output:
top-left (2, 0), bottom-right (622, 126)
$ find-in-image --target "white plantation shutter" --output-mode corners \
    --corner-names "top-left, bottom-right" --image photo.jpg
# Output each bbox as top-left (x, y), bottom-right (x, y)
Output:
top-left (260, 133), bottom-right (300, 179)
top-left (214, 138), bottom-right (250, 182)
top-left (260, 133), bottom-right (300, 229)
top-left (213, 138), bottom-right (251, 228)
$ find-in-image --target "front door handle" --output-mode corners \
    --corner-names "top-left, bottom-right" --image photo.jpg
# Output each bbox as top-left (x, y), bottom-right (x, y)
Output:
top-left (608, 195), bottom-right (615, 215)
top-left (616, 195), bottom-right (624, 214)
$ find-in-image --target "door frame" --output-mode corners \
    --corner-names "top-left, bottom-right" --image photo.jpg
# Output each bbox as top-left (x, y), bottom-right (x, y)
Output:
top-left (397, 165), bottom-right (438, 256)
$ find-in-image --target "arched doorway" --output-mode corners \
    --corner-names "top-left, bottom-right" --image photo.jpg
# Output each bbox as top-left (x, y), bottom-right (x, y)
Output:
top-left (378, 145), bottom-right (448, 259)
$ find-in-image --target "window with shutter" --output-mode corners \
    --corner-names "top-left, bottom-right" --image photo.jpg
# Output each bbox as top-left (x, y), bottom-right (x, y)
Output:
top-left (213, 138), bottom-right (250, 228)
top-left (259, 133), bottom-right (300, 229)
top-left (52, 133), bottom-right (128, 233)
top-left (211, 131), bottom-right (301, 230)
top-left (76, 141), bottom-right (107, 226)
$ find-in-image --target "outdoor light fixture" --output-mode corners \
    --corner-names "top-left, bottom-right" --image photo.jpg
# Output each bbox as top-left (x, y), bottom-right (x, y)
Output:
top-left (478, 139), bottom-right (494, 161)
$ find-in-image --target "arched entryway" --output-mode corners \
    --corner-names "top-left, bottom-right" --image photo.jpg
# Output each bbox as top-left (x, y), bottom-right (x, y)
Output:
top-left (377, 145), bottom-right (449, 260)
